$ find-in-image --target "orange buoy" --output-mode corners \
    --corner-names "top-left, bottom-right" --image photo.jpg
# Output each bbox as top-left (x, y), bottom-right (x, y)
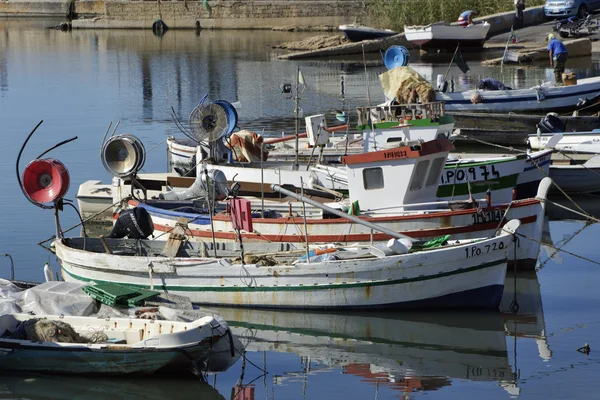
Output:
top-left (22, 159), bottom-right (70, 203)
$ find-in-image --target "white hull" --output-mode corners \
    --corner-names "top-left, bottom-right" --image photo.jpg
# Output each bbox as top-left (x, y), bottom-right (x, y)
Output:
top-left (57, 226), bottom-right (517, 309)
top-left (0, 312), bottom-right (238, 376)
top-left (404, 22), bottom-right (490, 49)
top-left (131, 178), bottom-right (551, 271)
top-left (437, 76), bottom-right (600, 113)
top-left (528, 131), bottom-right (600, 151)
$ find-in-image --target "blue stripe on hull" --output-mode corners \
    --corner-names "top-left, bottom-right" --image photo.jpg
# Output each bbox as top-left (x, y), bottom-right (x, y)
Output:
top-left (373, 284), bottom-right (505, 310)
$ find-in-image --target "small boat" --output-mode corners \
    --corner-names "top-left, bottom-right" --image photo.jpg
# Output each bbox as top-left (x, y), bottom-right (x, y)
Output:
top-left (0, 312), bottom-right (240, 376)
top-left (450, 112), bottom-right (600, 146)
top-left (528, 130), bottom-right (600, 151)
top-left (550, 154), bottom-right (600, 193)
top-left (56, 220), bottom-right (521, 310)
top-left (338, 24), bottom-right (398, 42)
top-left (435, 76), bottom-right (600, 114)
top-left (404, 22), bottom-right (490, 51)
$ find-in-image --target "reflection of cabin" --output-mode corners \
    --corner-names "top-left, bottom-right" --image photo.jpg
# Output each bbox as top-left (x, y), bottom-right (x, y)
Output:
top-left (355, 102), bottom-right (455, 152)
top-left (343, 363), bottom-right (451, 394)
top-left (342, 138), bottom-right (454, 212)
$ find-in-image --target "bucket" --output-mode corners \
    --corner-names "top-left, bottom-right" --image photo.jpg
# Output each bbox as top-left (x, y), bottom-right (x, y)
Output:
top-left (386, 238), bottom-right (413, 255)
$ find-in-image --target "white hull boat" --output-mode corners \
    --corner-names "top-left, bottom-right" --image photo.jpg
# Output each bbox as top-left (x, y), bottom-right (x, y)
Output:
top-left (0, 313), bottom-right (239, 376)
top-left (404, 22), bottom-right (490, 50)
top-left (528, 130), bottom-right (600, 151)
top-left (56, 221), bottom-right (521, 310)
top-left (436, 76), bottom-right (600, 113)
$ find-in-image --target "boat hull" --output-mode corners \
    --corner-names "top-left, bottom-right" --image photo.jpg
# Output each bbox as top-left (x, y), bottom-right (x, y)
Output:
top-left (437, 76), bottom-right (600, 114)
top-left (404, 23), bottom-right (490, 50)
top-left (130, 190), bottom-right (547, 271)
top-left (57, 233), bottom-right (512, 310)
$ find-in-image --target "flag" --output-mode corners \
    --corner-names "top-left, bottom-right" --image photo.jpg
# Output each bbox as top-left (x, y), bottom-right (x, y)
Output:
top-left (298, 69), bottom-right (308, 89)
top-left (454, 50), bottom-right (470, 74)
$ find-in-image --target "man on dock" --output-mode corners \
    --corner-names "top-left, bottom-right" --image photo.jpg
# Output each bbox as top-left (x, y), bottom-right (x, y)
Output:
top-left (547, 33), bottom-right (568, 84)
top-left (458, 10), bottom-right (478, 26)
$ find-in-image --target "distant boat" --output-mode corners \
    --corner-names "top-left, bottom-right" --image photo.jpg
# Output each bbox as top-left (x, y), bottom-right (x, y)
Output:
top-left (404, 22), bottom-right (490, 51)
top-left (338, 24), bottom-right (398, 42)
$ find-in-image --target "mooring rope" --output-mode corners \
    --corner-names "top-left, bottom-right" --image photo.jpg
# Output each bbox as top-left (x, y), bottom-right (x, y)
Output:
top-left (516, 232), bottom-right (600, 267)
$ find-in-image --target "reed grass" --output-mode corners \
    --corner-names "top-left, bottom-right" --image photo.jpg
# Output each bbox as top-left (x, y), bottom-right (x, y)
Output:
top-left (366, 0), bottom-right (546, 31)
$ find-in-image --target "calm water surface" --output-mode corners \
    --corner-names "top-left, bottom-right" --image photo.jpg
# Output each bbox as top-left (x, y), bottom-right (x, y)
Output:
top-left (1, 18), bottom-right (600, 399)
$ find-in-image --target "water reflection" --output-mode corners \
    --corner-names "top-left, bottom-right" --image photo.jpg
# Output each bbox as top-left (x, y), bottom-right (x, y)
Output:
top-left (501, 271), bottom-right (552, 362)
top-left (0, 373), bottom-right (225, 400)
top-left (212, 307), bottom-right (516, 397)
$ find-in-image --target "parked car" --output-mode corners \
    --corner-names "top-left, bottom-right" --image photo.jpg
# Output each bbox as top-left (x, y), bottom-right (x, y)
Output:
top-left (544, 0), bottom-right (600, 18)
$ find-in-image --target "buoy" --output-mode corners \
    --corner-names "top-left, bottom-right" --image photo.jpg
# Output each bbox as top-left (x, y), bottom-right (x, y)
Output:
top-left (22, 159), bottom-right (70, 204)
top-left (43, 262), bottom-right (54, 282)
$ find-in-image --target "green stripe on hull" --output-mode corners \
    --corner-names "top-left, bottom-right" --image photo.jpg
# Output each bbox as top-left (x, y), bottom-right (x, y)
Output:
top-left (437, 174), bottom-right (519, 197)
top-left (355, 115), bottom-right (455, 131)
top-left (61, 258), bottom-right (506, 293)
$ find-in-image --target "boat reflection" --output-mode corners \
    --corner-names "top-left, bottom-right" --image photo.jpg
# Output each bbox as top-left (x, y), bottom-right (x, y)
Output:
top-left (0, 372), bottom-right (225, 400)
top-left (501, 271), bottom-right (552, 363)
top-left (212, 307), bottom-right (516, 397)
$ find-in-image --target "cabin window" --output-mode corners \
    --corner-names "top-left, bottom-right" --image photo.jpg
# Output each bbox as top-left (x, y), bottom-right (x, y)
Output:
top-left (363, 167), bottom-right (384, 190)
top-left (425, 157), bottom-right (445, 187)
top-left (409, 160), bottom-right (430, 191)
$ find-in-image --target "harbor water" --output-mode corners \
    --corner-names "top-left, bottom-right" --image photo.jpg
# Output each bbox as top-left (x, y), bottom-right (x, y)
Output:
top-left (1, 17), bottom-right (600, 399)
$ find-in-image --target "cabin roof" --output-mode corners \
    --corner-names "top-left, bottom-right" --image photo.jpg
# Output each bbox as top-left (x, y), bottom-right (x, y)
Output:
top-left (342, 138), bottom-right (455, 165)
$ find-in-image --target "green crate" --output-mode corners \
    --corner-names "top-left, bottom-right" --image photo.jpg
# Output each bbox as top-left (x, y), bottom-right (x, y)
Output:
top-left (83, 283), bottom-right (147, 307)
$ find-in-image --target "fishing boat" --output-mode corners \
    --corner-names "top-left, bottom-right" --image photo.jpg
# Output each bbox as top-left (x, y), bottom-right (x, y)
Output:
top-left (435, 76), bottom-right (600, 113)
top-left (404, 22), bottom-right (491, 51)
top-left (0, 312), bottom-right (240, 376)
top-left (338, 24), bottom-right (398, 42)
top-left (528, 130), bottom-right (600, 151)
top-left (130, 138), bottom-right (551, 270)
top-left (550, 154), bottom-right (600, 193)
top-left (451, 112), bottom-right (600, 146)
top-left (56, 219), bottom-right (520, 309)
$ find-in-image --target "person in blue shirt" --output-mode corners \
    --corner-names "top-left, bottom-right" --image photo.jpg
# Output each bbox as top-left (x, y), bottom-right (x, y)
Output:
top-left (458, 10), bottom-right (477, 26)
top-left (547, 33), bottom-right (568, 84)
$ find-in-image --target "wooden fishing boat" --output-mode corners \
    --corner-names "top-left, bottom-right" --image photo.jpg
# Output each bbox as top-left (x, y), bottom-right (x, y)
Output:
top-left (436, 76), bottom-right (600, 114)
top-left (0, 313), bottom-right (239, 376)
top-left (404, 22), bottom-right (491, 51)
top-left (130, 139), bottom-right (552, 270)
top-left (452, 112), bottom-right (600, 146)
top-left (550, 154), bottom-right (600, 193)
top-left (55, 220), bottom-right (520, 310)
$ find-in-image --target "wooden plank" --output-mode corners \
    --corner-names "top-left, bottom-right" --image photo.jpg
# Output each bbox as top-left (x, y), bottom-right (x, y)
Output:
top-left (160, 217), bottom-right (189, 258)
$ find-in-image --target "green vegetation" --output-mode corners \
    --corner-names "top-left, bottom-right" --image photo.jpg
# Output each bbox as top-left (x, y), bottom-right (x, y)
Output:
top-left (367, 0), bottom-right (546, 31)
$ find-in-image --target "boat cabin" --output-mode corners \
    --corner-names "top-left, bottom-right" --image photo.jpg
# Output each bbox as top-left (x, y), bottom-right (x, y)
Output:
top-left (355, 102), bottom-right (455, 152)
top-left (342, 138), bottom-right (454, 212)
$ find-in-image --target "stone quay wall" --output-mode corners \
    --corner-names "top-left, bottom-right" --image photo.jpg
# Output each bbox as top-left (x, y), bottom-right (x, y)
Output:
top-left (0, 0), bottom-right (374, 30)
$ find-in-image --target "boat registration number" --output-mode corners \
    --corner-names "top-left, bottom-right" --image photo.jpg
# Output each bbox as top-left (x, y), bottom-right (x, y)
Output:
top-left (471, 210), bottom-right (504, 225)
top-left (440, 164), bottom-right (501, 185)
top-left (464, 241), bottom-right (506, 258)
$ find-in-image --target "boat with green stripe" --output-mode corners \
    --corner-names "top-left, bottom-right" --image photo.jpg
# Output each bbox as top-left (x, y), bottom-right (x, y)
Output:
top-left (55, 220), bottom-right (521, 310)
